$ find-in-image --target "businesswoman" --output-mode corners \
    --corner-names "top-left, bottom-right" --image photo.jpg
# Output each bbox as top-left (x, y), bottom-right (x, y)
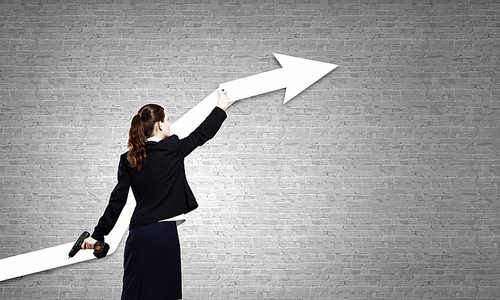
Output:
top-left (82, 90), bottom-right (231, 300)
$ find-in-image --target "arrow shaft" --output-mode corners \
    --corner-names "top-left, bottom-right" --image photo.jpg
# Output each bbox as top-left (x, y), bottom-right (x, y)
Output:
top-left (0, 243), bottom-right (95, 282)
top-left (220, 67), bottom-right (287, 102)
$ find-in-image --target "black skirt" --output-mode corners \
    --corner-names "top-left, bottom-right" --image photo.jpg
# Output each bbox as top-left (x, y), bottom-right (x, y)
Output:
top-left (122, 221), bottom-right (181, 300)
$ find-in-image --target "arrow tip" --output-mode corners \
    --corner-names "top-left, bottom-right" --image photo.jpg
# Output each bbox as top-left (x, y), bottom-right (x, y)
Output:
top-left (273, 53), bottom-right (338, 104)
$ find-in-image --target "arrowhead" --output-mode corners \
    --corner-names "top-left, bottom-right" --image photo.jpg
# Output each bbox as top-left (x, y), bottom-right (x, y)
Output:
top-left (273, 53), bottom-right (338, 104)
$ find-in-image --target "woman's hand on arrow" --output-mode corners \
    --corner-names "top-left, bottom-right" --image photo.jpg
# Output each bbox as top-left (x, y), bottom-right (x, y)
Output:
top-left (216, 89), bottom-right (232, 110)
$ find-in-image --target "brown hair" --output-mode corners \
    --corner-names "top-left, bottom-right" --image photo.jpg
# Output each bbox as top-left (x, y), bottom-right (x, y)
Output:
top-left (127, 104), bottom-right (165, 170)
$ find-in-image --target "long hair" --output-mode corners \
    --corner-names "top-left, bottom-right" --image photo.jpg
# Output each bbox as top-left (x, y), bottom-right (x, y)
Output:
top-left (127, 104), bottom-right (165, 170)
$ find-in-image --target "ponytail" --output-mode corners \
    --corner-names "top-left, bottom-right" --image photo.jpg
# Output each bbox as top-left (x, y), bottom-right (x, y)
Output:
top-left (127, 104), bottom-right (165, 170)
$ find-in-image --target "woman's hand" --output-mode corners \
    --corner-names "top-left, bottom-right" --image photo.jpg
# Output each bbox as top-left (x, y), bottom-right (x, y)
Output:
top-left (82, 237), bottom-right (97, 250)
top-left (216, 89), bottom-right (232, 110)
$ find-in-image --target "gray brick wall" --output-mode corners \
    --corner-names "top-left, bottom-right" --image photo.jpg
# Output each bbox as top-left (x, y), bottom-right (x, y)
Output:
top-left (0, 0), bottom-right (499, 299)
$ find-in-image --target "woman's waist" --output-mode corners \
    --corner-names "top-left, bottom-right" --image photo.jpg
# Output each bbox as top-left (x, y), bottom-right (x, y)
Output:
top-left (159, 214), bottom-right (186, 226)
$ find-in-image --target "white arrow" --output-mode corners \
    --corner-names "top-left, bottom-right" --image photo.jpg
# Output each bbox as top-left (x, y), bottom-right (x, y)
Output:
top-left (0, 53), bottom-right (337, 282)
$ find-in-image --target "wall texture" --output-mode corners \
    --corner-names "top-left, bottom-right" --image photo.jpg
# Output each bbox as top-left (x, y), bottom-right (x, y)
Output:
top-left (0, 0), bottom-right (499, 299)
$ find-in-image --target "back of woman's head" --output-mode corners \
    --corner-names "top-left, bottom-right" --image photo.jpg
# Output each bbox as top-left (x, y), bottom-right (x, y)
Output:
top-left (127, 104), bottom-right (165, 170)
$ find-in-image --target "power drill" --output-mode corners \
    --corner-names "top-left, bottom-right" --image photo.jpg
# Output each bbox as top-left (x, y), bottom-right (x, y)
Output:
top-left (68, 231), bottom-right (110, 259)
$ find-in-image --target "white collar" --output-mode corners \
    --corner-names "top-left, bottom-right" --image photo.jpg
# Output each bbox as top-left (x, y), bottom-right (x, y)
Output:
top-left (147, 136), bottom-right (162, 142)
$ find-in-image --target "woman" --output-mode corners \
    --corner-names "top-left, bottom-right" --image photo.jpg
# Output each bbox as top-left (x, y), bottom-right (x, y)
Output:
top-left (82, 90), bottom-right (231, 299)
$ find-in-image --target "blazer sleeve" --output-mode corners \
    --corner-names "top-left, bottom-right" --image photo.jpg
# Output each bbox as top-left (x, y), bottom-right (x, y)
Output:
top-left (91, 154), bottom-right (131, 242)
top-left (178, 107), bottom-right (227, 157)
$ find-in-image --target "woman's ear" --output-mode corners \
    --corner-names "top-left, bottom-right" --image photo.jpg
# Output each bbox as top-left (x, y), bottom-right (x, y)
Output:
top-left (152, 121), bottom-right (161, 135)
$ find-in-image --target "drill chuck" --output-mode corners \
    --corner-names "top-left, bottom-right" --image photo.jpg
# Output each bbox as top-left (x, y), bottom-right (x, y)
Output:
top-left (68, 231), bottom-right (90, 258)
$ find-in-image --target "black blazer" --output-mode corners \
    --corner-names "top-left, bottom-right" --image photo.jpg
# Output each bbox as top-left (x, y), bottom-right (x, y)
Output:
top-left (91, 107), bottom-right (227, 242)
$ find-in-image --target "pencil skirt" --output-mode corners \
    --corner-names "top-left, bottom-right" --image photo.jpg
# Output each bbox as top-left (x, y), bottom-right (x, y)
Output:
top-left (121, 221), bottom-right (181, 300)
